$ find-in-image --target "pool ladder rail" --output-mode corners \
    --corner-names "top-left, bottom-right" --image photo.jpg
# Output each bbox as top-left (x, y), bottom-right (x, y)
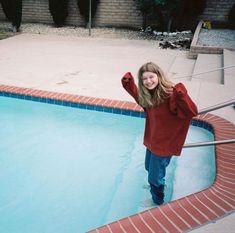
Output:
top-left (184, 99), bottom-right (235, 148)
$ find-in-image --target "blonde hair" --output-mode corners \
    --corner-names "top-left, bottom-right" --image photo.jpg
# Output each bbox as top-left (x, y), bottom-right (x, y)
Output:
top-left (138, 62), bottom-right (173, 107)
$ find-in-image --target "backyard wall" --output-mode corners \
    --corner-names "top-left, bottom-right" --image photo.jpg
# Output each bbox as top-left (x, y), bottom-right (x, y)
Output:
top-left (0, 0), bottom-right (234, 29)
top-left (201, 0), bottom-right (235, 23)
top-left (0, 0), bottom-right (142, 28)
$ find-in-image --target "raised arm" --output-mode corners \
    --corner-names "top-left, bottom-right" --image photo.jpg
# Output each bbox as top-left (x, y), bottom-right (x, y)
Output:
top-left (121, 72), bottom-right (139, 104)
top-left (169, 83), bottom-right (198, 119)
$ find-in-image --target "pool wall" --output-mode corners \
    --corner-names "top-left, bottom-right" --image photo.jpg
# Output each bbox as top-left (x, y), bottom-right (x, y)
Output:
top-left (0, 84), bottom-right (234, 233)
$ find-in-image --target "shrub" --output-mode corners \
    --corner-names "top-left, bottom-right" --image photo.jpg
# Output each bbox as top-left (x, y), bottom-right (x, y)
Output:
top-left (12, 0), bottom-right (22, 30)
top-left (133, 0), bottom-right (153, 29)
top-left (134, 0), bottom-right (206, 32)
top-left (77, 0), bottom-right (99, 26)
top-left (228, 4), bottom-right (235, 29)
top-left (0, 0), bottom-right (13, 21)
top-left (173, 0), bottom-right (206, 32)
top-left (134, 0), bottom-right (182, 31)
top-left (49, 0), bottom-right (68, 27)
top-left (0, 0), bottom-right (22, 31)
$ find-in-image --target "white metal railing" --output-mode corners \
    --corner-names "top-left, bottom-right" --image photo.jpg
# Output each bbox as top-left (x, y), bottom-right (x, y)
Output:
top-left (171, 65), bottom-right (235, 80)
top-left (184, 138), bottom-right (235, 148)
top-left (184, 99), bottom-right (235, 148)
top-left (198, 99), bottom-right (235, 114)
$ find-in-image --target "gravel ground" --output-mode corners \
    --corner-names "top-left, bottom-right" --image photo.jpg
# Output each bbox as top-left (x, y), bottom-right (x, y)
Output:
top-left (1, 21), bottom-right (193, 44)
top-left (198, 28), bottom-right (235, 48)
top-left (1, 22), bottom-right (234, 49)
top-left (0, 22), bottom-right (158, 40)
top-left (0, 22), bottom-right (195, 51)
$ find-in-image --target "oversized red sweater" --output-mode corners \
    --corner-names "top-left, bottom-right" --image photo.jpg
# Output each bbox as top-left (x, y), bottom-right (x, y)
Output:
top-left (122, 72), bottom-right (198, 156)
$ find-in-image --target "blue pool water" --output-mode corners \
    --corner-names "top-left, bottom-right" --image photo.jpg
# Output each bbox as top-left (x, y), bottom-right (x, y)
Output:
top-left (0, 96), bottom-right (215, 233)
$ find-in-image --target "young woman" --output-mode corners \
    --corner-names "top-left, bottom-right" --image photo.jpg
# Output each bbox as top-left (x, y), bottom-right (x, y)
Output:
top-left (121, 62), bottom-right (198, 205)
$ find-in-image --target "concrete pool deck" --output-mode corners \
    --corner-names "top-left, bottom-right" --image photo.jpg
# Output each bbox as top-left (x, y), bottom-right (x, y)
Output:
top-left (0, 33), bottom-right (234, 232)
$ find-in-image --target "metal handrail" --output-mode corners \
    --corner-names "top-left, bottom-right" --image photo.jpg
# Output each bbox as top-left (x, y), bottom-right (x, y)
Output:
top-left (184, 100), bottom-right (235, 148)
top-left (172, 65), bottom-right (235, 79)
top-left (198, 99), bottom-right (235, 114)
top-left (184, 138), bottom-right (235, 148)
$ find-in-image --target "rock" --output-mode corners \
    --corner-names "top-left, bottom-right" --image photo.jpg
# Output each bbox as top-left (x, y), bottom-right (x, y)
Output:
top-left (169, 32), bottom-right (177, 36)
top-left (153, 31), bottom-right (162, 36)
top-left (145, 26), bottom-right (152, 33)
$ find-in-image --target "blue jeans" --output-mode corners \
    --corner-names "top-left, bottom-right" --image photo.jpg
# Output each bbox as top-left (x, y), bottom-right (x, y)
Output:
top-left (145, 149), bottom-right (172, 204)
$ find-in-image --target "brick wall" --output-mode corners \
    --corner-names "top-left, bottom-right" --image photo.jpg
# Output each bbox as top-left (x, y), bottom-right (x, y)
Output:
top-left (201, 0), bottom-right (235, 22)
top-left (0, 0), bottom-right (142, 28)
top-left (0, 0), bottom-right (234, 28)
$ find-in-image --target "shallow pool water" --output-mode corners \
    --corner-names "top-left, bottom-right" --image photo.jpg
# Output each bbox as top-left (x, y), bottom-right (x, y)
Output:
top-left (0, 96), bottom-right (215, 233)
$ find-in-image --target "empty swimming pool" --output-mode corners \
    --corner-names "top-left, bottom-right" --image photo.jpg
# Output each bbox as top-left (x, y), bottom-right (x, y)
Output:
top-left (0, 95), bottom-right (215, 233)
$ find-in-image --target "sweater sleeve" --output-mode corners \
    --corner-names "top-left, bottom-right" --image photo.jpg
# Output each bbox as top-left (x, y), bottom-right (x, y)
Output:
top-left (169, 83), bottom-right (198, 119)
top-left (121, 72), bottom-right (139, 103)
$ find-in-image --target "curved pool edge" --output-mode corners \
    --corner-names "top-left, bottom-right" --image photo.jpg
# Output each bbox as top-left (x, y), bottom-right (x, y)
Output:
top-left (0, 84), bottom-right (234, 233)
top-left (89, 111), bottom-right (235, 233)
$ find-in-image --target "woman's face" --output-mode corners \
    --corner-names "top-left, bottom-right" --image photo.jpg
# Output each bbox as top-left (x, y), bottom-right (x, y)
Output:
top-left (141, 71), bottom-right (159, 90)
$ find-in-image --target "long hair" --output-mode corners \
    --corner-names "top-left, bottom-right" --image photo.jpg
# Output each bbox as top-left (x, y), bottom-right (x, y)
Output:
top-left (138, 62), bottom-right (173, 108)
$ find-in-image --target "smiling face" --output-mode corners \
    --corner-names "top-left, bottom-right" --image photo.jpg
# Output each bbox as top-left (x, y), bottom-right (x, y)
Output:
top-left (141, 71), bottom-right (159, 90)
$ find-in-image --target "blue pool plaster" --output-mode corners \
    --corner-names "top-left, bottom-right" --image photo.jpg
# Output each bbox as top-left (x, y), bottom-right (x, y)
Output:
top-left (0, 94), bottom-right (215, 233)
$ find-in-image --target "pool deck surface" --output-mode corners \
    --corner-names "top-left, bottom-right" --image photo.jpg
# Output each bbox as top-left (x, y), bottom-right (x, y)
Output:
top-left (0, 33), bottom-right (234, 233)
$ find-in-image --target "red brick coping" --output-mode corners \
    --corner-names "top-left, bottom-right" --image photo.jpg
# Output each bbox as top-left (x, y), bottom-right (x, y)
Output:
top-left (0, 85), bottom-right (234, 233)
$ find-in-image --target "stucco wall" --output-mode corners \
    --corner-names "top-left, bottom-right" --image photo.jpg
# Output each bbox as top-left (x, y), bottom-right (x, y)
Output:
top-left (0, 0), bottom-right (234, 29)
top-left (0, 0), bottom-right (143, 28)
top-left (201, 0), bottom-right (235, 22)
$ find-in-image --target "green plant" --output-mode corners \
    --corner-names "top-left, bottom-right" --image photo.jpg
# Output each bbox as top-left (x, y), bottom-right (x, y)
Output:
top-left (174, 0), bottom-right (206, 31)
top-left (134, 0), bottom-right (205, 32)
top-left (0, 0), bottom-right (22, 31)
top-left (134, 0), bottom-right (181, 31)
top-left (0, 0), bottom-right (13, 21)
top-left (12, 0), bottom-right (22, 30)
top-left (228, 4), bottom-right (235, 29)
top-left (134, 0), bottom-right (153, 29)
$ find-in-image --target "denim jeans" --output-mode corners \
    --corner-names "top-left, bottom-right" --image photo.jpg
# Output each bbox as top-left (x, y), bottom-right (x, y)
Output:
top-left (145, 148), bottom-right (172, 204)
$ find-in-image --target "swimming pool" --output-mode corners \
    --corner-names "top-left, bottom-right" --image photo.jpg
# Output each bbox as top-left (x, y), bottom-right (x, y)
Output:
top-left (0, 91), bottom-right (215, 233)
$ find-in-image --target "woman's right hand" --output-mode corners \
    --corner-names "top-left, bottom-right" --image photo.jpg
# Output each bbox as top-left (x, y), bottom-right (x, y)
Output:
top-left (122, 72), bottom-right (133, 82)
top-left (121, 72), bottom-right (139, 104)
top-left (122, 77), bottom-right (130, 82)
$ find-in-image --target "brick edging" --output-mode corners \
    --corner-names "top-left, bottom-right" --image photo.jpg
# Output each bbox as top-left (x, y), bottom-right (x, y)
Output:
top-left (88, 113), bottom-right (235, 233)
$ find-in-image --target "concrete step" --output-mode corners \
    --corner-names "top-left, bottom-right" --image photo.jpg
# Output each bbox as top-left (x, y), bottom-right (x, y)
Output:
top-left (167, 52), bottom-right (196, 82)
top-left (191, 54), bottom-right (223, 84)
top-left (189, 79), bottom-right (235, 124)
top-left (223, 49), bottom-right (235, 89)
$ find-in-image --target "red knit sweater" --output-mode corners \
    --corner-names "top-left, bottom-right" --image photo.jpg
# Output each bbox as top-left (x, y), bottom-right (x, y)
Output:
top-left (122, 72), bottom-right (198, 156)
